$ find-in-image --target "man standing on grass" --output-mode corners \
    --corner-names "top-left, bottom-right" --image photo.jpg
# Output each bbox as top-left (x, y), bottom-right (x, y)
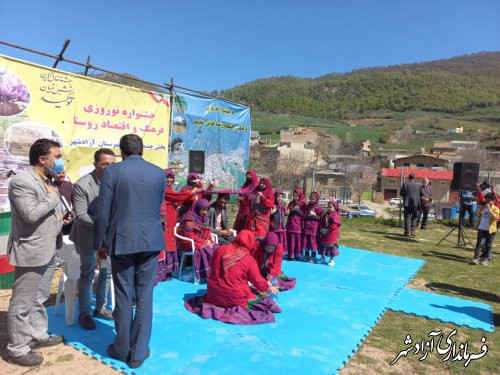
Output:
top-left (95, 134), bottom-right (165, 369)
top-left (418, 178), bottom-right (433, 230)
top-left (400, 173), bottom-right (421, 237)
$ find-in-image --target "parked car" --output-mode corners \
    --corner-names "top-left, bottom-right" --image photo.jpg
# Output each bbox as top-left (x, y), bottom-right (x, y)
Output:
top-left (348, 204), bottom-right (376, 217)
top-left (389, 198), bottom-right (402, 206)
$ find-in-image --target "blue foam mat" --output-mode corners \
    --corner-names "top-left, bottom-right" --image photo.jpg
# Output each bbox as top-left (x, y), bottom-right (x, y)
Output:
top-left (389, 288), bottom-right (494, 332)
top-left (48, 246), bottom-right (425, 374)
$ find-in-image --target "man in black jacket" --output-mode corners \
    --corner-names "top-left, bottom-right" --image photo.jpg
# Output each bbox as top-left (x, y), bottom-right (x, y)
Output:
top-left (400, 173), bottom-right (422, 237)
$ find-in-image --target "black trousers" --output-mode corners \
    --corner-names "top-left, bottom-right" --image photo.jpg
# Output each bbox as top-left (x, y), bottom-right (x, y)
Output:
top-left (417, 206), bottom-right (430, 228)
top-left (460, 204), bottom-right (474, 227)
top-left (403, 206), bottom-right (419, 234)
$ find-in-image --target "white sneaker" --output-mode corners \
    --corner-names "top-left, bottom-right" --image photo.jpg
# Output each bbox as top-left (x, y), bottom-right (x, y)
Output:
top-left (328, 259), bottom-right (335, 267)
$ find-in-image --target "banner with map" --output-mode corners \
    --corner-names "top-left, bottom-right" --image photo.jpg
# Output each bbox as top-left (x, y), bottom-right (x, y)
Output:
top-left (169, 92), bottom-right (251, 189)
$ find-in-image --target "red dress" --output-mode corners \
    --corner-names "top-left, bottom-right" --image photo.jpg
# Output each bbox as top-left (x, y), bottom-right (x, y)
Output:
top-left (205, 234), bottom-right (269, 310)
top-left (160, 186), bottom-right (195, 253)
top-left (252, 243), bottom-right (284, 281)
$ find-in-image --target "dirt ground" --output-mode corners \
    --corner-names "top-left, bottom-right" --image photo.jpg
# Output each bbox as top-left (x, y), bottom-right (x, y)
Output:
top-left (0, 269), bottom-right (116, 375)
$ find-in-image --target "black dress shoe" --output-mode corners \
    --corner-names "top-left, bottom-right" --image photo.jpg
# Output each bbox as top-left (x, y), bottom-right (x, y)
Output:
top-left (107, 344), bottom-right (127, 362)
top-left (128, 348), bottom-right (150, 369)
top-left (78, 313), bottom-right (96, 330)
top-left (7, 351), bottom-right (43, 367)
top-left (29, 335), bottom-right (64, 349)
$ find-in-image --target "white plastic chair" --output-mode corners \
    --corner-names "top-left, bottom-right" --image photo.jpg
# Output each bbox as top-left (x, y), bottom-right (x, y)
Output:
top-left (54, 236), bottom-right (114, 325)
top-left (174, 223), bottom-right (218, 285)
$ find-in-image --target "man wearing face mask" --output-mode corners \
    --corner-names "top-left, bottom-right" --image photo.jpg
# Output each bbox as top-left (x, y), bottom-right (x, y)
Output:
top-left (70, 148), bottom-right (116, 330)
top-left (6, 139), bottom-right (71, 367)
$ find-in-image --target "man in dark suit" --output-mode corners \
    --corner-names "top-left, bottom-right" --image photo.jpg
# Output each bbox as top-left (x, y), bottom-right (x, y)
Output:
top-left (7, 139), bottom-right (69, 367)
top-left (400, 172), bottom-right (422, 237)
top-left (94, 134), bottom-right (166, 369)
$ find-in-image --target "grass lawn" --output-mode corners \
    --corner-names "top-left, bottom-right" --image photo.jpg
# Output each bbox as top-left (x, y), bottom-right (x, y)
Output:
top-left (337, 218), bottom-right (499, 375)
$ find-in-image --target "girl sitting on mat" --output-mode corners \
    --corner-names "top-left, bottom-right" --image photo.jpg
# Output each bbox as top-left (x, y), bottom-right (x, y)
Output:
top-left (252, 232), bottom-right (296, 291)
top-left (184, 230), bottom-right (280, 325)
top-left (301, 191), bottom-right (322, 262)
top-left (318, 200), bottom-right (341, 266)
top-left (286, 189), bottom-right (305, 261)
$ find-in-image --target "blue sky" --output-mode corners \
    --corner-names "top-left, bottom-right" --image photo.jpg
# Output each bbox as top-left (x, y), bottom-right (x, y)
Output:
top-left (1, 0), bottom-right (499, 92)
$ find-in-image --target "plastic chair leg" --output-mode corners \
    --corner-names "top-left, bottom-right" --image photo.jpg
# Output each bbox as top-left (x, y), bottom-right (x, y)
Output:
top-left (178, 252), bottom-right (186, 280)
top-left (63, 278), bottom-right (78, 325)
top-left (54, 273), bottom-right (64, 315)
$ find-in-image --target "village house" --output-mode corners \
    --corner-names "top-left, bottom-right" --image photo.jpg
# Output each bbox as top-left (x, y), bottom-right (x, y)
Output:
top-left (279, 127), bottom-right (318, 146)
top-left (380, 168), bottom-right (453, 202)
top-left (394, 154), bottom-right (448, 170)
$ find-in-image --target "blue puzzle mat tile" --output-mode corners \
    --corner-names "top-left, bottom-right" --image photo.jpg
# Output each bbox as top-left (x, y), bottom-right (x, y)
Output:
top-left (389, 288), bottom-right (494, 332)
top-left (48, 246), bottom-right (425, 374)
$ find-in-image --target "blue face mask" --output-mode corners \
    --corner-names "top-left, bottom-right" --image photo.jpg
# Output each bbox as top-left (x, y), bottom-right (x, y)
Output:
top-left (47, 158), bottom-right (64, 175)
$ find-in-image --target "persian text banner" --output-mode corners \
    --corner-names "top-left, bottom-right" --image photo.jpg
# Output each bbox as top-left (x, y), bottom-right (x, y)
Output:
top-left (169, 92), bottom-right (250, 189)
top-left (0, 54), bottom-right (170, 212)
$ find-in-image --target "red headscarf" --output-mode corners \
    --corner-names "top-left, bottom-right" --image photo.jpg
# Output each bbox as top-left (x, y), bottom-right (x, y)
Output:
top-left (287, 188), bottom-right (306, 209)
top-left (256, 177), bottom-right (274, 201)
top-left (242, 169), bottom-right (259, 190)
top-left (221, 230), bottom-right (256, 271)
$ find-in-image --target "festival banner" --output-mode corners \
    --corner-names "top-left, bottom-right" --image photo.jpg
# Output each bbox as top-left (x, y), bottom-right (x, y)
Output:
top-left (0, 54), bottom-right (170, 212)
top-left (169, 92), bottom-right (250, 190)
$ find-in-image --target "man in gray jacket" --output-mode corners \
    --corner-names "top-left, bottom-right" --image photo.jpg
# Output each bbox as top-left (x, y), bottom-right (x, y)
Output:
top-left (207, 194), bottom-right (235, 245)
top-left (70, 148), bottom-right (116, 330)
top-left (7, 139), bottom-right (70, 367)
top-left (400, 172), bottom-right (422, 237)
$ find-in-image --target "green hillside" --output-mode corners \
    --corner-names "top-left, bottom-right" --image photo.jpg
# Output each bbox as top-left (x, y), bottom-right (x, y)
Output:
top-left (224, 52), bottom-right (500, 120)
top-left (251, 108), bottom-right (500, 153)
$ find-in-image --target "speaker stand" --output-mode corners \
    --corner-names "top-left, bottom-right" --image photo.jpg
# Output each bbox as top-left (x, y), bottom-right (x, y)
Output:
top-left (437, 192), bottom-right (474, 249)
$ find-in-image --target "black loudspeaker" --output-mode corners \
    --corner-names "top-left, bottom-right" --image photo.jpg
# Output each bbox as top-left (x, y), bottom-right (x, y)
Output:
top-left (189, 150), bottom-right (205, 174)
top-left (450, 162), bottom-right (479, 191)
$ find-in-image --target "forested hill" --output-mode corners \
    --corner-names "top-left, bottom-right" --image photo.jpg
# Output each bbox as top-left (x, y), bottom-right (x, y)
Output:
top-left (221, 52), bottom-right (500, 120)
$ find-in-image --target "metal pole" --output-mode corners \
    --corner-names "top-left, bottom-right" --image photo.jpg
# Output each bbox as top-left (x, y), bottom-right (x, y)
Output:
top-left (399, 167), bottom-right (403, 226)
top-left (312, 165), bottom-right (315, 192)
top-left (84, 55), bottom-right (91, 76)
top-left (52, 39), bottom-right (70, 68)
top-left (0, 40), bottom-right (250, 106)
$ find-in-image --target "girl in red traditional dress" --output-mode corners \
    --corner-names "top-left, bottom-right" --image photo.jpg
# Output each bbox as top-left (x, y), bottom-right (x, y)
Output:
top-left (301, 191), bottom-right (322, 262)
top-left (233, 169), bottom-right (259, 232)
top-left (177, 199), bottom-right (218, 281)
top-left (244, 177), bottom-right (275, 240)
top-left (270, 190), bottom-right (288, 255)
top-left (286, 189), bottom-right (305, 261)
top-left (156, 169), bottom-right (202, 284)
top-left (318, 200), bottom-right (341, 266)
top-left (252, 232), bottom-right (296, 291)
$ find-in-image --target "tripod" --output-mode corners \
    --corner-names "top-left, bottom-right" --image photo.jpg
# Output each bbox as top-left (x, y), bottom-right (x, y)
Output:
top-left (437, 192), bottom-right (474, 249)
